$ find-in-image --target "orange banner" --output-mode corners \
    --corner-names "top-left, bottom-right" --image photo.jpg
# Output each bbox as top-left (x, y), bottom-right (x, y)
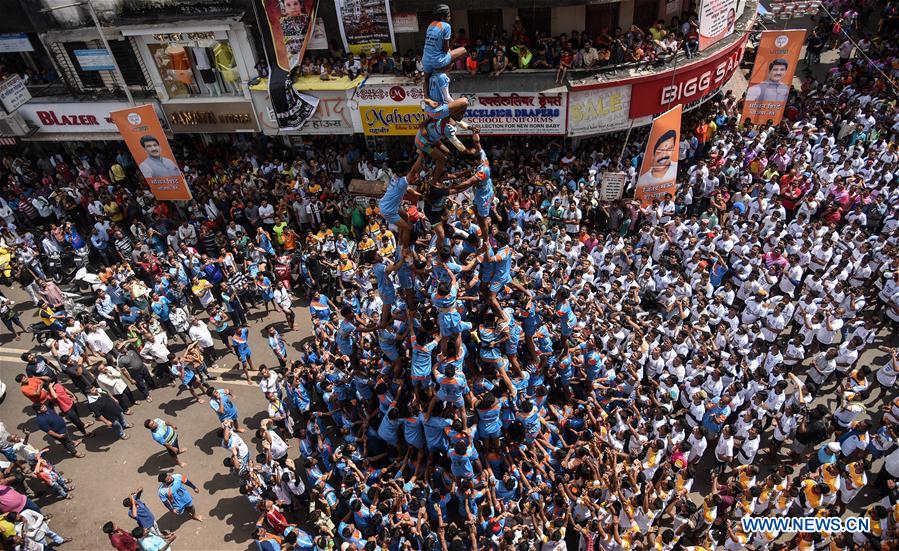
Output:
top-left (109, 104), bottom-right (192, 201)
top-left (741, 30), bottom-right (806, 126)
top-left (636, 104), bottom-right (682, 206)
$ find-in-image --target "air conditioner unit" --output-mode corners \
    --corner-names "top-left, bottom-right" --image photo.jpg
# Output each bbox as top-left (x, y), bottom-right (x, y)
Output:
top-left (0, 112), bottom-right (35, 137)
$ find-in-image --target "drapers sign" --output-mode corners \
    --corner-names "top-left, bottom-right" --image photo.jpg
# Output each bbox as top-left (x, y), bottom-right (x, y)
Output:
top-left (460, 93), bottom-right (566, 135)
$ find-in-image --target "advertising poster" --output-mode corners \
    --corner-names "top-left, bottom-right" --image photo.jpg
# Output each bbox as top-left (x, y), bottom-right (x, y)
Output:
top-left (0, 33), bottom-right (33, 53)
top-left (296, 90), bottom-right (357, 134)
top-left (635, 105), bottom-right (682, 206)
top-left (256, 0), bottom-right (321, 129)
top-left (568, 85), bottom-right (634, 136)
top-left (392, 13), bottom-right (419, 33)
top-left (699, 0), bottom-right (738, 50)
top-left (355, 82), bottom-right (423, 135)
top-left (462, 93), bottom-right (566, 135)
top-left (334, 0), bottom-right (396, 55)
top-left (110, 104), bottom-right (192, 201)
top-left (74, 49), bottom-right (116, 71)
top-left (628, 35), bottom-right (746, 118)
top-left (741, 29), bottom-right (806, 125)
top-left (0, 75), bottom-right (31, 115)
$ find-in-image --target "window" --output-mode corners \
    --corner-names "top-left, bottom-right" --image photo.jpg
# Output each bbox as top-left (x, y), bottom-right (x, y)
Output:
top-left (633, 0), bottom-right (659, 30)
top-left (64, 42), bottom-right (103, 88)
top-left (467, 9), bottom-right (503, 44)
top-left (518, 7), bottom-right (551, 41)
top-left (109, 39), bottom-right (147, 87)
top-left (585, 4), bottom-right (620, 38)
top-left (148, 39), bottom-right (241, 98)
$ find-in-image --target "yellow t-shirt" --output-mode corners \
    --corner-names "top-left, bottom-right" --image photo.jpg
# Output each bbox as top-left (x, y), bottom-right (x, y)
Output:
top-left (358, 238), bottom-right (376, 252)
top-left (0, 518), bottom-right (15, 538)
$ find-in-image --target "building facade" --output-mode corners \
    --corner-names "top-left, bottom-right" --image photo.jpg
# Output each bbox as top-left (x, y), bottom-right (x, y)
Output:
top-left (0, 0), bottom-right (756, 145)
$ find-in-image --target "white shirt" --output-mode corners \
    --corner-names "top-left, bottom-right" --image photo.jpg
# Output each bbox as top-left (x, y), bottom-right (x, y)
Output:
top-left (815, 316), bottom-right (843, 345)
top-left (259, 372), bottom-right (280, 396)
top-left (877, 357), bottom-right (899, 387)
top-left (715, 434), bottom-right (734, 462)
top-left (189, 323), bottom-right (215, 348)
top-left (258, 203), bottom-right (275, 223)
top-left (267, 428), bottom-right (288, 459)
top-left (737, 435), bottom-right (760, 465)
top-left (886, 446), bottom-right (899, 478)
top-left (273, 287), bottom-right (292, 309)
top-left (86, 328), bottom-right (114, 354)
top-left (97, 366), bottom-right (128, 395)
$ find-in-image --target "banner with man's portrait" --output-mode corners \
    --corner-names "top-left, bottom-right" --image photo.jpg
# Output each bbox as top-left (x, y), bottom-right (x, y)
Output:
top-left (110, 104), bottom-right (192, 201)
top-left (698, 0), bottom-right (738, 50)
top-left (741, 30), bottom-right (806, 126)
top-left (256, 0), bottom-right (321, 129)
top-left (635, 105), bottom-right (682, 206)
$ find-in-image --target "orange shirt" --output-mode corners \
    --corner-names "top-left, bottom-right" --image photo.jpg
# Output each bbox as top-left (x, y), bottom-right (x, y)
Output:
top-left (20, 378), bottom-right (49, 404)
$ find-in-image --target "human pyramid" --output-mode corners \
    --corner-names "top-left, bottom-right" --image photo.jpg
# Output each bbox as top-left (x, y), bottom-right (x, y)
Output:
top-left (379, 4), bottom-right (493, 254)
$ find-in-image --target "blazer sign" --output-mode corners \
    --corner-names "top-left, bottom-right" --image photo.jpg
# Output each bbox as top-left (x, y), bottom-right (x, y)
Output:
top-left (16, 102), bottom-right (133, 133)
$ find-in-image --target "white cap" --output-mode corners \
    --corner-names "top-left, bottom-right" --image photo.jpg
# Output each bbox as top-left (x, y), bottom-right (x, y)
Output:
top-left (826, 442), bottom-right (841, 452)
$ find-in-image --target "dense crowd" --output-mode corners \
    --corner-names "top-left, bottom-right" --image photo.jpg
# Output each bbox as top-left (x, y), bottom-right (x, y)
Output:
top-left (1, 1), bottom-right (899, 550)
top-left (298, 13), bottom-right (703, 84)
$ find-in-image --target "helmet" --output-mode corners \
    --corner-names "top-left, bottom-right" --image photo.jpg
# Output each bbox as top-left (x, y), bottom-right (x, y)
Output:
top-left (434, 4), bottom-right (450, 19)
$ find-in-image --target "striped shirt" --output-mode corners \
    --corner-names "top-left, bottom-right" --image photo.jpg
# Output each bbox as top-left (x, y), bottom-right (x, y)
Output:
top-left (151, 418), bottom-right (178, 446)
top-left (114, 235), bottom-right (133, 257)
top-left (227, 271), bottom-right (249, 292)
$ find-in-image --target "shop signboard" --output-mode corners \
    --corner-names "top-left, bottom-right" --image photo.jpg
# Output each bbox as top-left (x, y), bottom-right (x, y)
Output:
top-left (461, 93), bottom-right (566, 135)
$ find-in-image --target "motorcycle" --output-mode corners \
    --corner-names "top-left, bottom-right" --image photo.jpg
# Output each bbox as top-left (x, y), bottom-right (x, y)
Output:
top-left (73, 247), bottom-right (90, 269)
top-left (30, 322), bottom-right (55, 347)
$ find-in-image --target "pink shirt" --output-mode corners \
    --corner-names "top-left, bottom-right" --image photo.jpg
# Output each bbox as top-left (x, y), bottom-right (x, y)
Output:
top-left (0, 485), bottom-right (27, 513)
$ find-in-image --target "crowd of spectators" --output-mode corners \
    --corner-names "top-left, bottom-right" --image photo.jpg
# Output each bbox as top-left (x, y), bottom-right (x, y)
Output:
top-left (2, 0), bottom-right (899, 549)
top-left (296, 14), bottom-right (701, 84)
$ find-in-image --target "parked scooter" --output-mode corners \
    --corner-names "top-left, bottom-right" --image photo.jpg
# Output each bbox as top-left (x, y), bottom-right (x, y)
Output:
top-left (44, 251), bottom-right (66, 283)
top-left (72, 266), bottom-right (103, 293)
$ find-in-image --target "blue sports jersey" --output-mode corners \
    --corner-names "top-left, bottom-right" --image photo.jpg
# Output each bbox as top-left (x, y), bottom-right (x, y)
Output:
top-left (422, 21), bottom-right (452, 71)
top-left (373, 262), bottom-right (397, 304)
top-left (379, 176), bottom-right (408, 216)
top-left (427, 72), bottom-right (452, 107)
top-left (403, 415), bottom-right (426, 449)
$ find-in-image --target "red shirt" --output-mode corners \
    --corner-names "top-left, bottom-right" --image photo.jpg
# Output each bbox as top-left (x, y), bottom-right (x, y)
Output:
top-left (51, 383), bottom-right (74, 413)
top-left (109, 529), bottom-right (139, 551)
